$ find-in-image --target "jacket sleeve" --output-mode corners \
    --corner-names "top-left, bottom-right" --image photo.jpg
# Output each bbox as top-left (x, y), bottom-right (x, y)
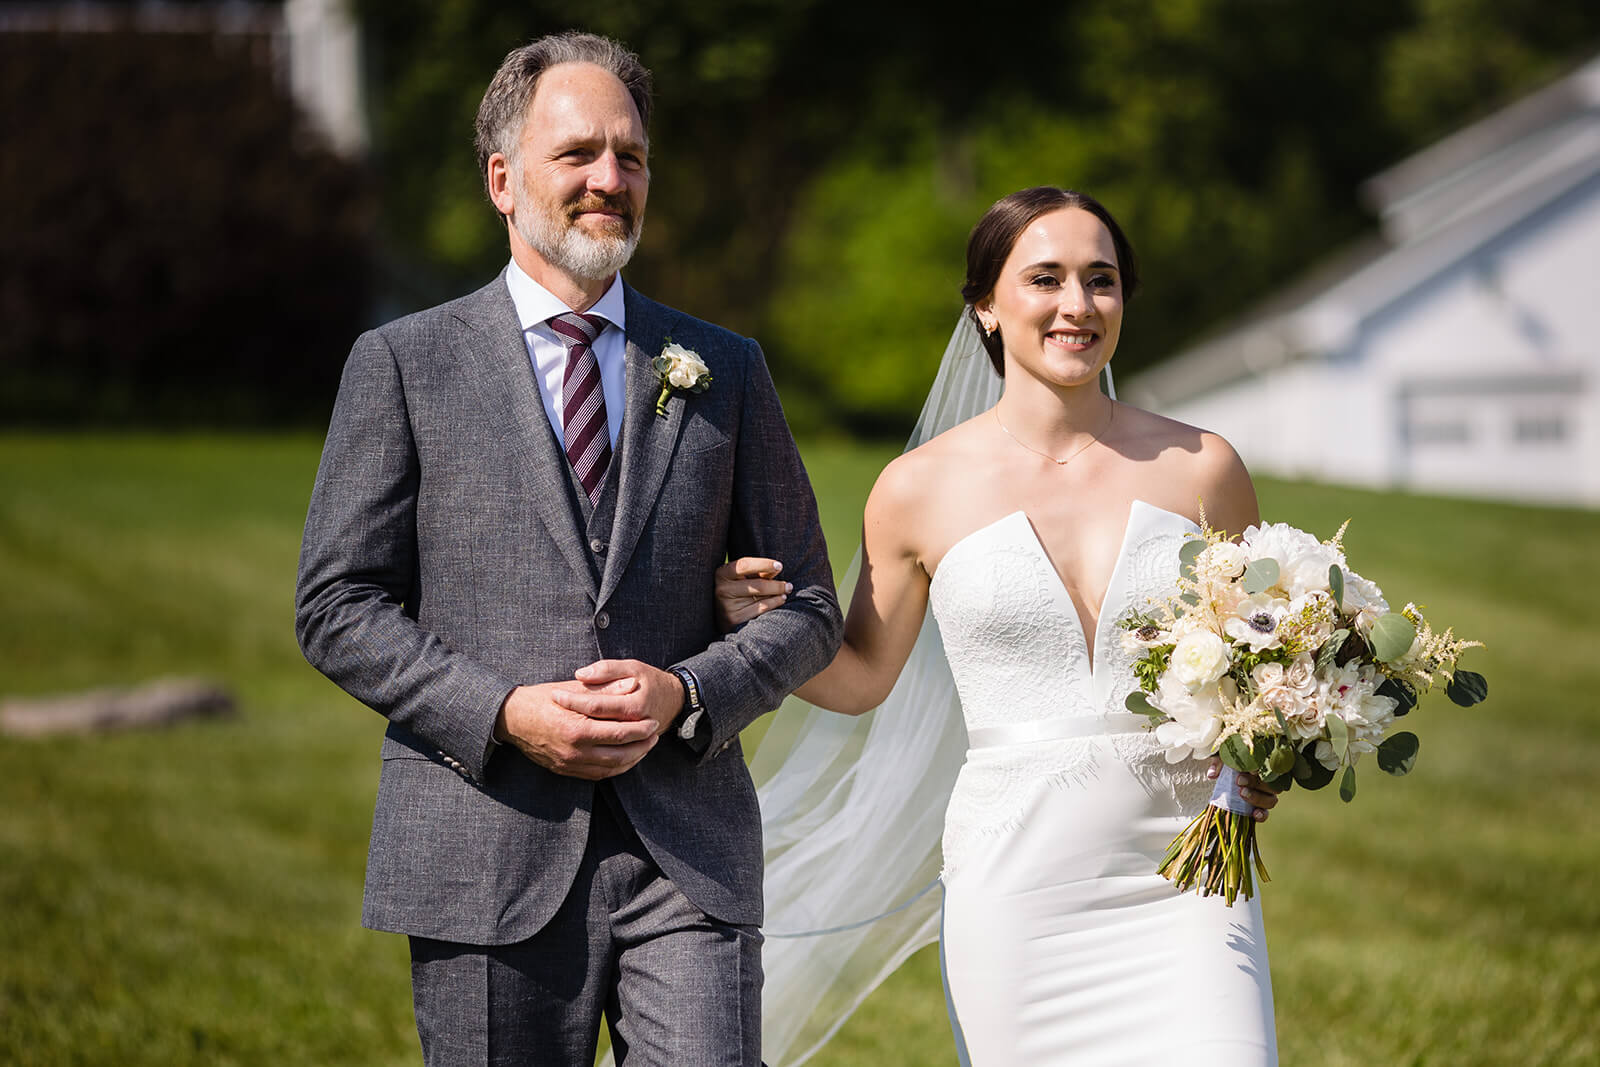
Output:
top-left (294, 329), bottom-right (515, 780)
top-left (674, 339), bottom-right (844, 756)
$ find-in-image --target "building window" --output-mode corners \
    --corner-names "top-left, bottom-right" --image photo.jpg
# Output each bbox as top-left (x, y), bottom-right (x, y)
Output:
top-left (1409, 421), bottom-right (1472, 446)
top-left (1512, 414), bottom-right (1568, 445)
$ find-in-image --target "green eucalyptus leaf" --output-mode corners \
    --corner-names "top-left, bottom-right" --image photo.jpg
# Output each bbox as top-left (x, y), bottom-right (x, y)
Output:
top-left (1369, 613), bottom-right (1417, 663)
top-left (1179, 539), bottom-right (1206, 578)
top-left (1327, 712), bottom-right (1350, 759)
top-left (1315, 629), bottom-right (1350, 674)
top-left (1293, 751), bottom-right (1335, 790)
top-left (1220, 734), bottom-right (1258, 773)
top-left (1378, 676), bottom-right (1418, 717)
top-left (1377, 731), bottom-right (1420, 776)
top-left (1240, 558), bottom-right (1280, 595)
top-left (1179, 592), bottom-right (1201, 607)
top-left (1447, 670), bottom-right (1489, 707)
top-left (1125, 691), bottom-right (1163, 719)
top-left (1328, 564), bottom-right (1345, 609)
top-left (1265, 741), bottom-right (1297, 779)
top-left (1339, 765), bottom-right (1358, 803)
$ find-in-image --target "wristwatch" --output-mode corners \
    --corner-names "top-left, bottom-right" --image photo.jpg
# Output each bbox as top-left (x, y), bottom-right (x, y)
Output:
top-left (667, 664), bottom-right (710, 749)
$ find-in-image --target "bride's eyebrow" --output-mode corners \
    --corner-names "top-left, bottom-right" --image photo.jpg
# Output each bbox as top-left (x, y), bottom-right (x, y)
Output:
top-left (1017, 260), bottom-right (1119, 274)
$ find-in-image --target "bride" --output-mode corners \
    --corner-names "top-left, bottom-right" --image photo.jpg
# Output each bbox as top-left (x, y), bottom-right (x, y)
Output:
top-left (719, 188), bottom-right (1280, 1064)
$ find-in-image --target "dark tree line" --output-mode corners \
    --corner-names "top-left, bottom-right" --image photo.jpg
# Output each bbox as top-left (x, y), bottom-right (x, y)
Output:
top-left (356, 0), bottom-right (1600, 433)
top-left (3, 0), bottom-right (1597, 430)
top-left (0, 24), bottom-right (371, 426)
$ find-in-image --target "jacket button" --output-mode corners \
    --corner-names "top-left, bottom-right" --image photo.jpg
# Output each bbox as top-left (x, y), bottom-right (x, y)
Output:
top-left (590, 538), bottom-right (608, 554)
top-left (595, 610), bottom-right (611, 629)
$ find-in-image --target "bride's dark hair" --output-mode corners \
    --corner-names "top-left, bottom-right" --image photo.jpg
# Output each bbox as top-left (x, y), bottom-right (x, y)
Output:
top-left (960, 187), bottom-right (1140, 376)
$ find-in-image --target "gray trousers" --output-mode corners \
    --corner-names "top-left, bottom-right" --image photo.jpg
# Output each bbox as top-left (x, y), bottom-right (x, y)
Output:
top-left (409, 787), bottom-right (763, 1066)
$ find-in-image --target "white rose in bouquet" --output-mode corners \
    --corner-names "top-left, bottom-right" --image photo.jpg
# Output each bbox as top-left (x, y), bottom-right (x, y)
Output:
top-left (1170, 630), bottom-right (1231, 690)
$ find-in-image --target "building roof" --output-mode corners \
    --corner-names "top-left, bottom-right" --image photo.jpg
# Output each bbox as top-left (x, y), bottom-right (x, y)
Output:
top-left (1125, 52), bottom-right (1600, 411)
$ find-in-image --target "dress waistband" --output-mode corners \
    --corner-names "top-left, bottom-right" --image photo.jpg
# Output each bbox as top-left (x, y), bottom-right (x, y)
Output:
top-left (966, 712), bottom-right (1148, 749)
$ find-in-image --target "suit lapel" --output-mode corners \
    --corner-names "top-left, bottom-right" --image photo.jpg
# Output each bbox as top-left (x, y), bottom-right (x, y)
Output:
top-left (598, 286), bottom-right (684, 608)
top-left (453, 274), bottom-right (597, 597)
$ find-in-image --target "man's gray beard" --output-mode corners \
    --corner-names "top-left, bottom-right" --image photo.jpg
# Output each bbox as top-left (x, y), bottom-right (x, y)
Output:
top-left (519, 207), bottom-right (641, 282)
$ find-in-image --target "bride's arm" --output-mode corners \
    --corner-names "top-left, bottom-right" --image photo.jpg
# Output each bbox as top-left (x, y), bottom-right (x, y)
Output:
top-left (715, 458), bottom-right (933, 715)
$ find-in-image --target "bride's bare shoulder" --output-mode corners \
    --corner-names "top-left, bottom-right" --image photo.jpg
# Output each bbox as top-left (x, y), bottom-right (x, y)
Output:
top-left (1113, 403), bottom-right (1257, 527)
top-left (865, 412), bottom-right (995, 524)
top-left (1116, 404), bottom-right (1243, 467)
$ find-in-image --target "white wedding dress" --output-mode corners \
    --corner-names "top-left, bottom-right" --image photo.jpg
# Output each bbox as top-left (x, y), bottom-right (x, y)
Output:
top-left (931, 500), bottom-right (1277, 1065)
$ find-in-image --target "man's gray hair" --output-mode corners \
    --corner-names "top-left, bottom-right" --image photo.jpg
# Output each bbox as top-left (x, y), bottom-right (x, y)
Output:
top-left (474, 32), bottom-right (653, 207)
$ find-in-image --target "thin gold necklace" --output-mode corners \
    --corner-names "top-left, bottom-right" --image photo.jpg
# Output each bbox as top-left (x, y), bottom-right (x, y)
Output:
top-left (993, 402), bottom-right (1114, 466)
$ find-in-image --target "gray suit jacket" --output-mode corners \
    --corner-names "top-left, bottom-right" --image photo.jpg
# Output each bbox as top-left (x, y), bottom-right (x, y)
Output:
top-left (295, 274), bottom-right (842, 943)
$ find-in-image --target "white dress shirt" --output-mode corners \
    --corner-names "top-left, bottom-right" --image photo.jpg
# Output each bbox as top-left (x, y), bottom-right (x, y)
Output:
top-left (504, 259), bottom-right (628, 450)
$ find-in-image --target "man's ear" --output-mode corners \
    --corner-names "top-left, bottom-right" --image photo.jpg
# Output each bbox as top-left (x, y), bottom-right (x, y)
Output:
top-left (487, 153), bottom-right (515, 217)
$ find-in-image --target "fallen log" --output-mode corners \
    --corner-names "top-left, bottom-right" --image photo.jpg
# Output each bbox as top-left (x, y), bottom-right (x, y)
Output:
top-left (0, 678), bottom-right (236, 737)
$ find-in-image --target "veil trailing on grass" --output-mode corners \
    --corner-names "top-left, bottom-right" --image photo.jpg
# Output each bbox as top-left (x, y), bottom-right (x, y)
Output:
top-left (750, 312), bottom-right (1003, 1065)
top-left (752, 312), bottom-right (1120, 1064)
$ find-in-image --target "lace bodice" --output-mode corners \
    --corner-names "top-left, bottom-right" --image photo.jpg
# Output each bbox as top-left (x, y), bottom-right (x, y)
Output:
top-left (929, 501), bottom-right (1213, 874)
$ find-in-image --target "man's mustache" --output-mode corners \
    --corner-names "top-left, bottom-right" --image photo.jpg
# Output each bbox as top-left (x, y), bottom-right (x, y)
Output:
top-left (568, 196), bottom-right (636, 229)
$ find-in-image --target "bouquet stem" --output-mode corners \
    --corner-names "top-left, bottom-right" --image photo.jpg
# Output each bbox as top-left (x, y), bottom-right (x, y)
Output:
top-left (1156, 766), bottom-right (1271, 906)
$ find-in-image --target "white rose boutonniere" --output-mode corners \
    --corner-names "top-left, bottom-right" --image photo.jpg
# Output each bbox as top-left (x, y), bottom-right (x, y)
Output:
top-left (653, 340), bottom-right (713, 416)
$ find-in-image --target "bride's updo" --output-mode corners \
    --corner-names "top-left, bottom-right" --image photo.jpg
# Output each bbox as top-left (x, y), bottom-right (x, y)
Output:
top-left (961, 187), bottom-right (1141, 376)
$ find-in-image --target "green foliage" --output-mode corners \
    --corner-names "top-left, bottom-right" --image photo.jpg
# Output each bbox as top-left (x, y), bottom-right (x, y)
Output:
top-left (1370, 612), bottom-right (1419, 663)
top-left (1293, 749), bottom-right (1337, 791)
top-left (1125, 691), bottom-right (1161, 719)
top-left (1329, 564), bottom-right (1346, 609)
top-left (1448, 669), bottom-right (1490, 706)
top-left (1132, 644), bottom-right (1173, 694)
top-left (1240, 557), bottom-right (1281, 594)
top-left (1339, 764), bottom-right (1359, 802)
top-left (1377, 731), bottom-right (1421, 776)
top-left (1179, 537), bottom-right (1207, 577)
top-left (1315, 628), bottom-right (1352, 674)
top-left (346, 0), bottom-right (1600, 435)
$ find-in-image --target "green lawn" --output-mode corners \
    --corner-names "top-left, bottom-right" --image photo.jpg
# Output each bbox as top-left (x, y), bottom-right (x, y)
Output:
top-left (1, 433), bottom-right (1594, 1065)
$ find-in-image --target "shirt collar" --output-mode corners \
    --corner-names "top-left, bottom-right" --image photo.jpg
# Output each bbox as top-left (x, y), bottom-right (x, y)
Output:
top-left (504, 258), bottom-right (627, 335)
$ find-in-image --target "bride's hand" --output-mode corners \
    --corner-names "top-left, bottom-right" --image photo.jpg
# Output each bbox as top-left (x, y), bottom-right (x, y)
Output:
top-left (1207, 758), bottom-right (1281, 822)
top-left (714, 557), bottom-right (791, 630)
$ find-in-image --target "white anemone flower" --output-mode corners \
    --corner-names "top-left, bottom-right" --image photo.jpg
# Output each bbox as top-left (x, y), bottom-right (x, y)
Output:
top-left (1223, 592), bottom-right (1293, 652)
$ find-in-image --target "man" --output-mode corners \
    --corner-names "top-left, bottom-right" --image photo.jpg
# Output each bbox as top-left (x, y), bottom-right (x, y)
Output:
top-left (295, 32), bottom-right (841, 1066)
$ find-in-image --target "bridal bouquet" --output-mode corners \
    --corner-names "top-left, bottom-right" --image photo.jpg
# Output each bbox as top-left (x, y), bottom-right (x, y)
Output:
top-left (1119, 518), bottom-right (1487, 905)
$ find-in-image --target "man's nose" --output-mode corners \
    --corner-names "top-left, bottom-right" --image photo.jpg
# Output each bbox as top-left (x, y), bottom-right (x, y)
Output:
top-left (587, 152), bottom-right (627, 195)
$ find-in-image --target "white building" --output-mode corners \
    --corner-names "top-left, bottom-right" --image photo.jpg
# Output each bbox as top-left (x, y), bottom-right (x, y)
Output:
top-left (1124, 53), bottom-right (1600, 508)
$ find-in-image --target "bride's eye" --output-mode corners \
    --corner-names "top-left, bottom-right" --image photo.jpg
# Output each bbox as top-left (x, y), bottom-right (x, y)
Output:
top-left (1028, 274), bottom-right (1060, 288)
top-left (1088, 273), bottom-right (1118, 290)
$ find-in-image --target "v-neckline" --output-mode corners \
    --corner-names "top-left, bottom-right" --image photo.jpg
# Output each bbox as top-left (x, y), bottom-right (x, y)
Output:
top-left (933, 499), bottom-right (1178, 676)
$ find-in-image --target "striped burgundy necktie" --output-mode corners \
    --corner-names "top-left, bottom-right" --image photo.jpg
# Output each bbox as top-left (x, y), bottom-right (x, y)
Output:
top-left (549, 311), bottom-right (611, 503)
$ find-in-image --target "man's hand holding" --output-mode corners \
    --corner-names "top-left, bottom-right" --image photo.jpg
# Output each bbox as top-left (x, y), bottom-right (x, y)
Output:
top-left (495, 678), bottom-right (659, 780)
top-left (555, 659), bottom-right (686, 735)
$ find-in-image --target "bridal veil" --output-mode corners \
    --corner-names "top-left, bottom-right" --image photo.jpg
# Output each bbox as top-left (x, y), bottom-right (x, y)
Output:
top-left (751, 313), bottom-right (1008, 1064)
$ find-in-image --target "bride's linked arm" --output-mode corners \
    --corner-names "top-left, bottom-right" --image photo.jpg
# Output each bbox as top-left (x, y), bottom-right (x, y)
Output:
top-left (716, 458), bottom-right (933, 715)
